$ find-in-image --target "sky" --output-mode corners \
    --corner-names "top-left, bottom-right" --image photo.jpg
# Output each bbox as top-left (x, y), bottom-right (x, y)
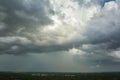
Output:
top-left (0, 0), bottom-right (120, 72)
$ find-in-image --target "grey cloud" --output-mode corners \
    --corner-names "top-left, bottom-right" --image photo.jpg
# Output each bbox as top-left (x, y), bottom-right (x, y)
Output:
top-left (0, 38), bottom-right (79, 55)
top-left (0, 0), bottom-right (55, 54)
top-left (0, 0), bottom-right (120, 72)
top-left (85, 1), bottom-right (120, 50)
top-left (0, 0), bottom-right (119, 55)
top-left (0, 0), bottom-right (120, 70)
top-left (72, 48), bottom-right (120, 70)
top-left (0, 0), bottom-right (53, 36)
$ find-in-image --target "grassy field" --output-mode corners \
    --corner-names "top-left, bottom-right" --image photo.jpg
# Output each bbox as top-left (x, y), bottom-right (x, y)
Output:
top-left (0, 72), bottom-right (120, 80)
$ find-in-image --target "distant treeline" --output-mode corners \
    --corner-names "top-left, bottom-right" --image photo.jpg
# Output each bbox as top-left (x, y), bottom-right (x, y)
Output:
top-left (0, 72), bottom-right (120, 80)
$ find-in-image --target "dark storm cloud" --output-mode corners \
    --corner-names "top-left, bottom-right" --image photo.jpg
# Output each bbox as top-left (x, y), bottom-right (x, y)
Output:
top-left (0, 0), bottom-right (53, 35)
top-left (0, 0), bottom-right (55, 54)
top-left (0, 0), bottom-right (120, 58)
top-left (0, 0), bottom-right (120, 72)
top-left (0, 39), bottom-right (81, 55)
top-left (85, 8), bottom-right (120, 50)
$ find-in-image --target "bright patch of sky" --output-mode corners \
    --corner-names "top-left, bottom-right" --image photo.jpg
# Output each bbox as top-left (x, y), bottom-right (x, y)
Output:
top-left (100, 0), bottom-right (115, 7)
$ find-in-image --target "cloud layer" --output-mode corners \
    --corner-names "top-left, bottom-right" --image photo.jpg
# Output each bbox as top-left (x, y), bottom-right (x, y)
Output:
top-left (0, 0), bottom-right (120, 72)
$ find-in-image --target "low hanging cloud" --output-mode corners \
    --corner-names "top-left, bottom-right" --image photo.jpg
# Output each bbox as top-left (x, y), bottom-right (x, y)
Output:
top-left (0, 0), bottom-right (53, 35)
top-left (0, 0), bottom-right (120, 67)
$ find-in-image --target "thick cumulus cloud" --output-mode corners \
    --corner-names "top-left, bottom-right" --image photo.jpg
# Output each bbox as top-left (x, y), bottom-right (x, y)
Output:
top-left (0, 0), bottom-right (118, 54)
top-left (0, 0), bottom-right (120, 71)
top-left (85, 1), bottom-right (120, 59)
top-left (0, 0), bottom-right (100, 54)
top-left (0, 0), bottom-right (53, 35)
top-left (0, 0), bottom-right (54, 54)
